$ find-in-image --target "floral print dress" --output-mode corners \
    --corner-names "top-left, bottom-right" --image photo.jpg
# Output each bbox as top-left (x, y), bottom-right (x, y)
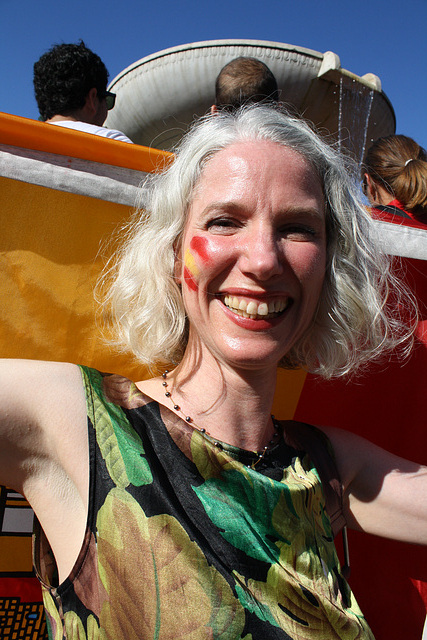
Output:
top-left (33, 366), bottom-right (374, 639)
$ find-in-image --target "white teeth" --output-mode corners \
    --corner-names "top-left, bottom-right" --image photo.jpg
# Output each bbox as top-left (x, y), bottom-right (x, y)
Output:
top-left (223, 295), bottom-right (288, 319)
top-left (246, 301), bottom-right (258, 315)
top-left (238, 298), bottom-right (247, 311)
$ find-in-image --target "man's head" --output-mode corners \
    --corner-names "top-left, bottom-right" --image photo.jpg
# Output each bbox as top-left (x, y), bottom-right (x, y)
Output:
top-left (213, 57), bottom-right (279, 113)
top-left (33, 40), bottom-right (111, 124)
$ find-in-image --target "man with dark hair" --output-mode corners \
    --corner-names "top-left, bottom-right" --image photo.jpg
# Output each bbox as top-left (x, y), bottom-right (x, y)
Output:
top-left (211, 56), bottom-right (279, 114)
top-left (33, 41), bottom-right (133, 143)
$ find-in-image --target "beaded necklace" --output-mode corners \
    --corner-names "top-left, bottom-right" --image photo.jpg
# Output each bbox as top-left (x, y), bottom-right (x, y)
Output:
top-left (161, 370), bottom-right (281, 468)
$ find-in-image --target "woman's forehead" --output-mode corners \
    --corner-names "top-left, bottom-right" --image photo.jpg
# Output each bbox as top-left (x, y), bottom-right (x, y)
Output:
top-left (191, 140), bottom-right (323, 207)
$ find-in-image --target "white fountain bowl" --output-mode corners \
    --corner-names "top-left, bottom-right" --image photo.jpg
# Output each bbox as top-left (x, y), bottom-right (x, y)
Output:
top-left (105, 39), bottom-right (395, 161)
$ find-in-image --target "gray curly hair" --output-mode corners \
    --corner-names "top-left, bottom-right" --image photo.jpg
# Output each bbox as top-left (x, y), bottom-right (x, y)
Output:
top-left (101, 105), bottom-right (415, 378)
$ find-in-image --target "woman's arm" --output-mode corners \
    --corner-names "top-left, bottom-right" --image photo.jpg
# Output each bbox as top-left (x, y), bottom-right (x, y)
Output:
top-left (0, 359), bottom-right (89, 580)
top-left (323, 425), bottom-right (427, 545)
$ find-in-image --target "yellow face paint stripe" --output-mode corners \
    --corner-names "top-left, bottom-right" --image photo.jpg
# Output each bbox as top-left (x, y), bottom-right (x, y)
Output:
top-left (184, 248), bottom-right (199, 278)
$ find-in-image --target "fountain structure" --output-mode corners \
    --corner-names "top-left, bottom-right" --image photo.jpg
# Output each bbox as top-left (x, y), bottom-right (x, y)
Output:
top-left (105, 39), bottom-right (395, 166)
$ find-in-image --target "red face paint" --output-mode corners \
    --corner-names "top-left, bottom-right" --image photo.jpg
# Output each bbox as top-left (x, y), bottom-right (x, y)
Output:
top-left (189, 236), bottom-right (210, 264)
top-left (184, 235), bottom-right (229, 293)
top-left (183, 247), bottom-right (200, 292)
top-left (183, 266), bottom-right (198, 292)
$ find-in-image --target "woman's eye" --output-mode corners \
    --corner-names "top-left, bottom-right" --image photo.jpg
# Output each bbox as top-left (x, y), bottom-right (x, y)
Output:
top-left (206, 218), bottom-right (238, 232)
top-left (280, 225), bottom-right (317, 239)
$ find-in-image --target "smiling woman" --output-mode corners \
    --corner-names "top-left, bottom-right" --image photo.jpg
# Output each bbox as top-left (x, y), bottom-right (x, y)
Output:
top-left (105, 105), bottom-right (410, 378)
top-left (0, 105), bottom-right (425, 640)
top-left (174, 141), bottom-right (327, 374)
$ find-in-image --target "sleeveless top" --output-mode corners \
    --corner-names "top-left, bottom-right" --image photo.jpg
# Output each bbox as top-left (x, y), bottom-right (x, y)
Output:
top-left (33, 366), bottom-right (375, 639)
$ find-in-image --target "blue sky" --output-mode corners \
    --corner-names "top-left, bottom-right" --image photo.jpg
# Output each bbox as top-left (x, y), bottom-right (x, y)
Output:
top-left (1, 0), bottom-right (426, 149)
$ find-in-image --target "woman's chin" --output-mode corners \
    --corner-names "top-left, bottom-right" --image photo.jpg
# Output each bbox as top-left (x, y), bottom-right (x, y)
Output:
top-left (208, 338), bottom-right (290, 372)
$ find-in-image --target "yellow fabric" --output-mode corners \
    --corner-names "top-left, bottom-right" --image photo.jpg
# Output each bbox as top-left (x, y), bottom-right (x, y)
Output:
top-left (0, 176), bottom-right (147, 380)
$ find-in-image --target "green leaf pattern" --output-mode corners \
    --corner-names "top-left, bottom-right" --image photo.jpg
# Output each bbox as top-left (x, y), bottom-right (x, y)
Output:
top-left (83, 368), bottom-right (152, 488)
top-left (38, 367), bottom-right (375, 639)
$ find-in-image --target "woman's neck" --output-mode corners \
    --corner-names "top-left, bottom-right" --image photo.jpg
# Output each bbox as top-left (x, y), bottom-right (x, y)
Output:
top-left (139, 352), bottom-right (278, 452)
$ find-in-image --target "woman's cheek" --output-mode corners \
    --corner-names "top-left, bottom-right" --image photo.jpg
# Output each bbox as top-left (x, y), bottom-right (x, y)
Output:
top-left (190, 236), bottom-right (211, 264)
top-left (183, 247), bottom-right (200, 292)
top-left (182, 235), bottom-right (227, 292)
top-left (294, 243), bottom-right (326, 282)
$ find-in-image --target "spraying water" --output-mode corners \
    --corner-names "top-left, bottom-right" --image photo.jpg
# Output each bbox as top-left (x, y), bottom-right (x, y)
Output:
top-left (337, 76), bottom-right (374, 173)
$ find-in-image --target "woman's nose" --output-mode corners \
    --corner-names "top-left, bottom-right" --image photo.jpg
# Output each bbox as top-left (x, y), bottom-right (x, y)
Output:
top-left (237, 227), bottom-right (284, 281)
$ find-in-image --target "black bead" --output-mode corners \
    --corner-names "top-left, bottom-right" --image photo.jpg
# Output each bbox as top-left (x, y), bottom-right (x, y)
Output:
top-left (165, 391), bottom-right (171, 397)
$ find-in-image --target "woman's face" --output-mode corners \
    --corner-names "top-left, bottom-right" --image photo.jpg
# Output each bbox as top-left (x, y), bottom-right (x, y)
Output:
top-left (176, 140), bottom-right (327, 372)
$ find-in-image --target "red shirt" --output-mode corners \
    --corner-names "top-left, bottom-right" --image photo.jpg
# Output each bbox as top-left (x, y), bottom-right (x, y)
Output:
top-left (371, 199), bottom-right (427, 230)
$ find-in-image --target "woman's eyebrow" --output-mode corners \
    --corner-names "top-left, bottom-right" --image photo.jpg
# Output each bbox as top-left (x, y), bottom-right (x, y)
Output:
top-left (199, 202), bottom-right (324, 217)
top-left (277, 206), bottom-right (325, 220)
top-left (196, 201), bottom-right (243, 219)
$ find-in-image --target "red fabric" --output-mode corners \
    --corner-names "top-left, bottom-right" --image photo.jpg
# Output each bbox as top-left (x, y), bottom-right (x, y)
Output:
top-left (371, 200), bottom-right (427, 230)
top-left (294, 250), bottom-right (427, 640)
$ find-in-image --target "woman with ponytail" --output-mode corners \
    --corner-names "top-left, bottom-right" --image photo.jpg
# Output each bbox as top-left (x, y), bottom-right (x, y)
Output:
top-left (363, 134), bottom-right (427, 227)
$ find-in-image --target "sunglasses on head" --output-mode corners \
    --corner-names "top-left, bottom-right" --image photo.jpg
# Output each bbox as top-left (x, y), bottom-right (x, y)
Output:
top-left (100, 90), bottom-right (116, 110)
